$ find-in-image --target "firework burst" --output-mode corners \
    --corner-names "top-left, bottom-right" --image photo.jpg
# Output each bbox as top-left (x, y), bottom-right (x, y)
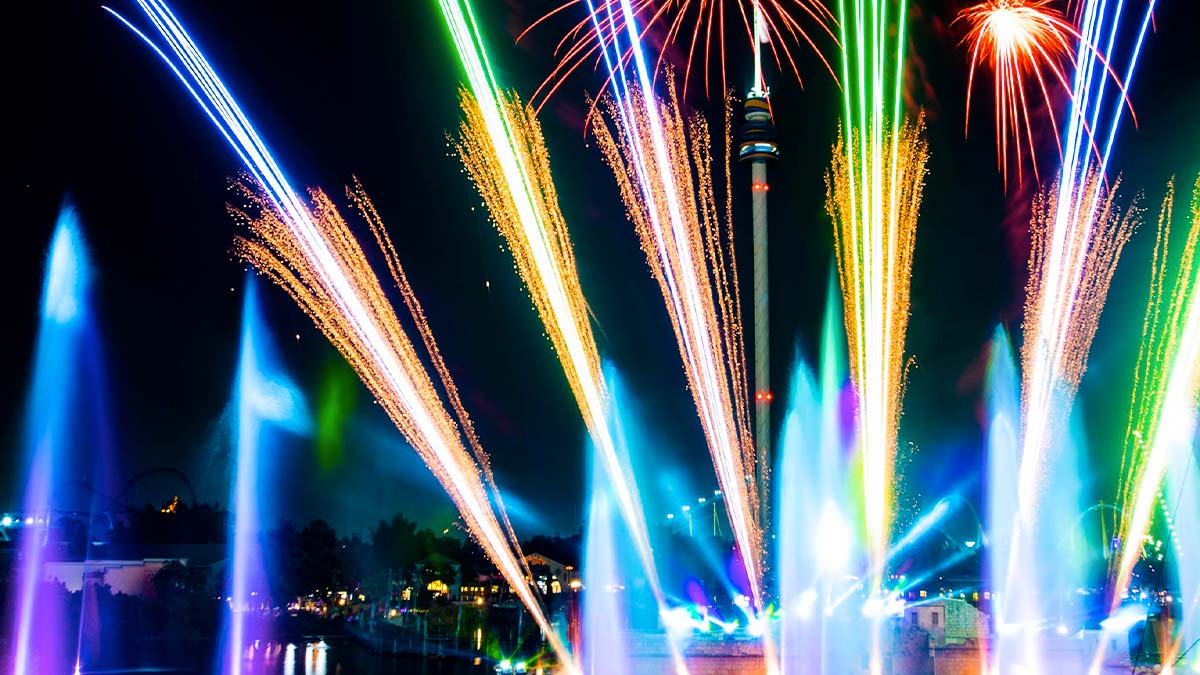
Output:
top-left (956, 0), bottom-right (1078, 188)
top-left (522, 0), bottom-right (838, 107)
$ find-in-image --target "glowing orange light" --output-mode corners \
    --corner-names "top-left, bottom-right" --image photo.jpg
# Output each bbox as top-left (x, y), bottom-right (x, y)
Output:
top-left (956, 0), bottom-right (1077, 187)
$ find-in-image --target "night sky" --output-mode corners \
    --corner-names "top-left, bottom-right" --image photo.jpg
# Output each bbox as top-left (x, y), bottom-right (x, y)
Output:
top-left (5, 0), bottom-right (1199, 537)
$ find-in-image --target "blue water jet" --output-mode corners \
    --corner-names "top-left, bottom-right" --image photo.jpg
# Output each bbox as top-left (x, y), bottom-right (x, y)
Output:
top-left (220, 277), bottom-right (307, 675)
top-left (9, 207), bottom-right (94, 675)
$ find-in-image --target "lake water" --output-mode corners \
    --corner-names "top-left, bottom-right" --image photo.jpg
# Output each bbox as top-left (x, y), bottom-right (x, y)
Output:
top-left (69, 639), bottom-right (495, 675)
top-left (240, 640), bottom-right (493, 675)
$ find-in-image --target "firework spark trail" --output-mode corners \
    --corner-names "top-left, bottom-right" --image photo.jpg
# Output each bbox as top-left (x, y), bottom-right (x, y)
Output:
top-left (1020, 171), bottom-right (1138, 407)
top-left (229, 183), bottom-right (576, 670)
top-left (1113, 178), bottom-right (1200, 550)
top-left (1015, 0), bottom-right (1155, 542)
top-left (440, 0), bottom-right (667, 615)
top-left (108, 3), bottom-right (577, 671)
top-left (825, 0), bottom-right (926, 599)
top-left (1007, 169), bottom-right (1138, 675)
top-left (999, 2), bottom-right (1152, 671)
top-left (586, 0), bottom-right (762, 606)
top-left (522, 0), bottom-right (838, 107)
top-left (1110, 175), bottom-right (1200, 619)
top-left (824, 3), bottom-right (928, 672)
top-left (956, 0), bottom-right (1078, 188)
top-left (825, 116), bottom-right (927, 579)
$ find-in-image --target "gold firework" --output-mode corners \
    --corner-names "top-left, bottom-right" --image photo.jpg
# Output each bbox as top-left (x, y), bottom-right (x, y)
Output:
top-left (824, 116), bottom-right (929, 569)
top-left (452, 88), bottom-right (673, 606)
top-left (1019, 171), bottom-right (1139, 504)
top-left (229, 178), bottom-right (577, 672)
top-left (453, 89), bottom-right (605, 453)
top-left (589, 78), bottom-right (762, 595)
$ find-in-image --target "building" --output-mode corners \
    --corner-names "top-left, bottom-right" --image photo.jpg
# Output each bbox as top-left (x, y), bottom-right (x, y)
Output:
top-left (903, 597), bottom-right (988, 647)
top-left (524, 553), bottom-right (575, 595)
top-left (43, 558), bottom-right (180, 598)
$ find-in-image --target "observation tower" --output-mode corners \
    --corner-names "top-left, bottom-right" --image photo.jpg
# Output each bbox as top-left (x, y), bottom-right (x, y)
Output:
top-left (739, 3), bottom-right (780, 534)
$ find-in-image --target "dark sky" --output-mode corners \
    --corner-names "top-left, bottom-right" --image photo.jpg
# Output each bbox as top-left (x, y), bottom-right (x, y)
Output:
top-left (5, 0), bottom-right (1199, 536)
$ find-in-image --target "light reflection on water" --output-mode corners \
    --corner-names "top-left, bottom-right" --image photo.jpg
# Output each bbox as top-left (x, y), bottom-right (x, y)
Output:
top-left (236, 640), bottom-right (484, 675)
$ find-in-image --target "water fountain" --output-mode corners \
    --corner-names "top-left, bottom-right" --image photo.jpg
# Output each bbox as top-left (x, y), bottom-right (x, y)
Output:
top-left (581, 471), bottom-right (631, 675)
top-left (776, 280), bottom-right (865, 675)
top-left (8, 207), bottom-right (98, 675)
top-left (221, 277), bottom-right (308, 675)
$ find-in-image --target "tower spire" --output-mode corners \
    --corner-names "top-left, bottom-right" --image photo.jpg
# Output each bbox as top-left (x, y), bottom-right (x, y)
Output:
top-left (752, 1), bottom-right (766, 96)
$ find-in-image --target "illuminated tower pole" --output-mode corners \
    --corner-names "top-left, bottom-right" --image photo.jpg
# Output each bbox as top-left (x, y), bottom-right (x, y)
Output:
top-left (739, 2), bottom-right (779, 534)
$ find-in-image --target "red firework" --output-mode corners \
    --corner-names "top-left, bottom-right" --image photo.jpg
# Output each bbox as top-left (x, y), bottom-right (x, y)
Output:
top-left (956, 0), bottom-right (1078, 188)
top-left (520, 0), bottom-right (839, 108)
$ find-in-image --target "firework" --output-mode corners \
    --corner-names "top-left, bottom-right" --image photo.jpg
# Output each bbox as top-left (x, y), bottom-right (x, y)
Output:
top-left (589, 60), bottom-right (762, 606)
top-left (231, 182), bottom-right (574, 670)
top-left (522, 0), bottom-right (838, 107)
top-left (956, 0), bottom-right (1078, 187)
top-left (441, 0), bottom-right (665, 611)
top-left (1020, 171), bottom-right (1138, 418)
top-left (824, 3), bottom-right (927, 672)
top-left (1016, 0), bottom-right (1155, 532)
top-left (1111, 175), bottom-right (1200, 612)
top-left (825, 116), bottom-right (927, 577)
top-left (825, 0), bottom-right (926, 599)
top-left (1000, 3), bottom-right (1154, 671)
top-left (109, 3), bottom-right (577, 671)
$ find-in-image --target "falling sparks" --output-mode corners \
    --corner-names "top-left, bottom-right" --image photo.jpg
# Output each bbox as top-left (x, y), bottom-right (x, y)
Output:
top-left (590, 77), bottom-right (762, 605)
top-left (522, 0), bottom-right (838, 107)
top-left (442, 0), bottom-right (666, 614)
top-left (1111, 175), bottom-right (1200, 611)
top-left (108, 2), bottom-right (576, 671)
top-left (956, 0), bottom-right (1078, 187)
